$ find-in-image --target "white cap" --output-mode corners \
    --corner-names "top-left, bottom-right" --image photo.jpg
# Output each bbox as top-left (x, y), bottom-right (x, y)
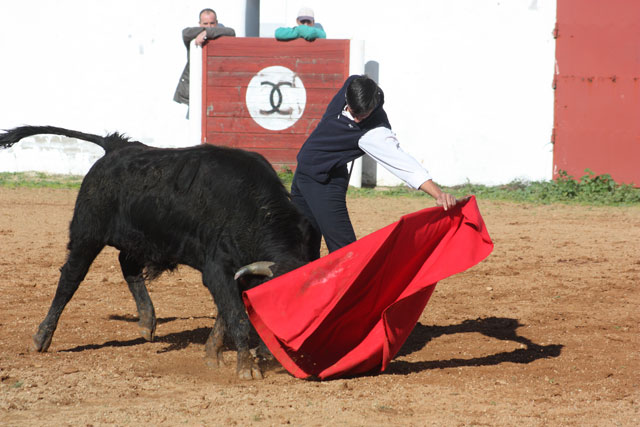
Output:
top-left (297, 7), bottom-right (315, 21)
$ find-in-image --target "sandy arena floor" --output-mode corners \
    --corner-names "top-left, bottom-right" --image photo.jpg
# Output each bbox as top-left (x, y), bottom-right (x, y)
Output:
top-left (0, 187), bottom-right (638, 426)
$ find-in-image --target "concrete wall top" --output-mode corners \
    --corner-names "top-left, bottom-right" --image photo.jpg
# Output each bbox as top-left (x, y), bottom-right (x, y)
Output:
top-left (0, 0), bottom-right (557, 186)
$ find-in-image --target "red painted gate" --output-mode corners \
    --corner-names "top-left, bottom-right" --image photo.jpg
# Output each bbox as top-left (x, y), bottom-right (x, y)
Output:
top-left (201, 38), bottom-right (350, 171)
top-left (553, 0), bottom-right (640, 185)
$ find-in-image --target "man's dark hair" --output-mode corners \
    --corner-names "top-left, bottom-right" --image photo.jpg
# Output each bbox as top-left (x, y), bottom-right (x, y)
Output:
top-left (345, 75), bottom-right (380, 117)
top-left (199, 8), bottom-right (217, 19)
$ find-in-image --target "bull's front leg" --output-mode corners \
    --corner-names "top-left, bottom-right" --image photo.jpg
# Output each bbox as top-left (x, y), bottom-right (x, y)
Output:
top-left (202, 263), bottom-right (262, 380)
top-left (119, 252), bottom-right (156, 341)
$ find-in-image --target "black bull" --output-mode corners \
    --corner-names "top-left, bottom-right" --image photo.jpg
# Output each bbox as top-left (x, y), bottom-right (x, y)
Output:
top-left (0, 126), bottom-right (316, 380)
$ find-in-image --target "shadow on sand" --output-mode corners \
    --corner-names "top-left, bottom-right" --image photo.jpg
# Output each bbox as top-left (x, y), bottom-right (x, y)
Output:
top-left (60, 314), bottom-right (214, 354)
top-left (385, 316), bottom-right (563, 375)
top-left (59, 315), bottom-right (562, 378)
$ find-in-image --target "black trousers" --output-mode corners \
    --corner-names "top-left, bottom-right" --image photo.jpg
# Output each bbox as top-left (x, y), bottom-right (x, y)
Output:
top-left (291, 166), bottom-right (356, 259)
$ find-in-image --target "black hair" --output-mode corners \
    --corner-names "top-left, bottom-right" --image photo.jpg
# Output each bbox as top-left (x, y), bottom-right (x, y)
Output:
top-left (345, 75), bottom-right (380, 117)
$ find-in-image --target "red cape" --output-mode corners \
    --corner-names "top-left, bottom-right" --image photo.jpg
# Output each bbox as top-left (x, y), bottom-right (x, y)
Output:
top-left (243, 196), bottom-right (493, 379)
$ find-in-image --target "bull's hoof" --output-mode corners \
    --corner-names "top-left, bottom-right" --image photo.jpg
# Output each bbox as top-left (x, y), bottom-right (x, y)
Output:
top-left (251, 364), bottom-right (263, 380)
top-left (237, 365), bottom-right (263, 380)
top-left (204, 352), bottom-right (225, 369)
top-left (138, 325), bottom-right (155, 342)
top-left (31, 331), bottom-right (52, 353)
top-left (204, 343), bottom-right (225, 368)
top-left (237, 350), bottom-right (263, 380)
top-left (237, 368), bottom-right (253, 380)
top-left (136, 312), bottom-right (156, 342)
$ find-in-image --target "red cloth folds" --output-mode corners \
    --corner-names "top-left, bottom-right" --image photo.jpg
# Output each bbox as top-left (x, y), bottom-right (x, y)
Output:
top-left (243, 196), bottom-right (493, 379)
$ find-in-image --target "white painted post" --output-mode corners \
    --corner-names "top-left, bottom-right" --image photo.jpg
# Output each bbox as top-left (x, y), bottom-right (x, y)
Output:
top-left (188, 39), bottom-right (203, 146)
top-left (348, 39), bottom-right (365, 188)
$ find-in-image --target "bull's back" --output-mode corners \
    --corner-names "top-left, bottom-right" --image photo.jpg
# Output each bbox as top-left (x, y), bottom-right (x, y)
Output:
top-left (70, 144), bottom-right (289, 268)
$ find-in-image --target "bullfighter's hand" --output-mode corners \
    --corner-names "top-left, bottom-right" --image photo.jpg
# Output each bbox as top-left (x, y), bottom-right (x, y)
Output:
top-left (436, 192), bottom-right (458, 211)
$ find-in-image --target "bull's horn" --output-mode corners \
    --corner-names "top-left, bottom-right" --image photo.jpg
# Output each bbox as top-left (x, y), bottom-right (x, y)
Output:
top-left (234, 261), bottom-right (275, 280)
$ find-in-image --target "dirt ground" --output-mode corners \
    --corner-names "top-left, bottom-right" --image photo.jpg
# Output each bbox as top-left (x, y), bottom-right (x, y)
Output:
top-left (0, 187), bottom-right (638, 426)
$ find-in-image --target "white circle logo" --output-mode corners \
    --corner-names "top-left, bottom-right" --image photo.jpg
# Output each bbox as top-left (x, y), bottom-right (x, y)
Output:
top-left (245, 66), bottom-right (306, 131)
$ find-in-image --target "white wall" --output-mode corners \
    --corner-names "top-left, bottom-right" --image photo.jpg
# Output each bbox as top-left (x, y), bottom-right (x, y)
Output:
top-left (262, 0), bottom-right (557, 186)
top-left (0, 0), bottom-right (556, 186)
top-left (0, 0), bottom-right (252, 174)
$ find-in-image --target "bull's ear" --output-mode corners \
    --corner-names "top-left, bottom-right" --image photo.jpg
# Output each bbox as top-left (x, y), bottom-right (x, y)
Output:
top-left (234, 261), bottom-right (275, 280)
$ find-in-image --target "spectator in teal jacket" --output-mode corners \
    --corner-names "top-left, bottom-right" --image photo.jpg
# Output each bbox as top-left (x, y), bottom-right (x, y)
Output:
top-left (275, 7), bottom-right (326, 41)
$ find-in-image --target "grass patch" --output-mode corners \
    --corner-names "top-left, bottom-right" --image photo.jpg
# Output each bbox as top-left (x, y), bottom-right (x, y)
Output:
top-left (447, 169), bottom-right (640, 205)
top-left (279, 169), bottom-right (640, 206)
top-left (0, 172), bottom-right (83, 189)
top-left (2, 169), bottom-right (638, 206)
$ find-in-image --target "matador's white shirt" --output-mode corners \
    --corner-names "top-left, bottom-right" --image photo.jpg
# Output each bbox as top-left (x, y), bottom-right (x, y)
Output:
top-left (342, 108), bottom-right (432, 189)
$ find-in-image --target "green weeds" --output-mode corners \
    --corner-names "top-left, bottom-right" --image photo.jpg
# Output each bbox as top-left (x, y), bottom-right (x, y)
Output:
top-left (0, 172), bottom-right (83, 189)
top-left (448, 169), bottom-right (640, 205)
top-left (2, 169), bottom-right (638, 206)
top-left (341, 169), bottom-right (640, 206)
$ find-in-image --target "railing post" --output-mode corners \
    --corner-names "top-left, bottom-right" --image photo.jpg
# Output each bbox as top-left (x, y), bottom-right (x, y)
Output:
top-left (348, 39), bottom-right (365, 188)
top-left (188, 39), bottom-right (203, 146)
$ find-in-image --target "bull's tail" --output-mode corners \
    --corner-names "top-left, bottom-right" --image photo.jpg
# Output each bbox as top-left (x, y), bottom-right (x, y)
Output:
top-left (0, 125), bottom-right (138, 152)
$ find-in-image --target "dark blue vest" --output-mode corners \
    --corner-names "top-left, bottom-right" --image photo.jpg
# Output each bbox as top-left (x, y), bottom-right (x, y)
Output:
top-left (296, 75), bottom-right (391, 183)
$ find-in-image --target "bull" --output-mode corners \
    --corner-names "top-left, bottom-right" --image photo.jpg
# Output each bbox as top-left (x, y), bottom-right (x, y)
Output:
top-left (0, 125), bottom-right (315, 379)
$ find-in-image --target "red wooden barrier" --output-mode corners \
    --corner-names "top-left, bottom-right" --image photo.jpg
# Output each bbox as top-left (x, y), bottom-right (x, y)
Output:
top-left (201, 38), bottom-right (350, 171)
top-left (553, 0), bottom-right (640, 185)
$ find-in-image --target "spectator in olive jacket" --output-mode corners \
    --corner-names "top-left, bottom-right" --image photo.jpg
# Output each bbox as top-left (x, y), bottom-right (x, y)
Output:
top-left (174, 8), bottom-right (235, 105)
